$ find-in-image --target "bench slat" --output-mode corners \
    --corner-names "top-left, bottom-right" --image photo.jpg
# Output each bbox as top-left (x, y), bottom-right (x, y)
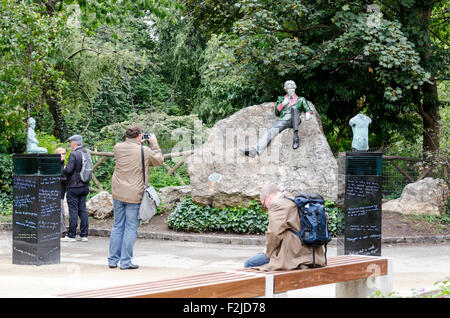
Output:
top-left (274, 257), bottom-right (387, 293)
top-left (59, 272), bottom-right (265, 298)
top-left (58, 255), bottom-right (388, 298)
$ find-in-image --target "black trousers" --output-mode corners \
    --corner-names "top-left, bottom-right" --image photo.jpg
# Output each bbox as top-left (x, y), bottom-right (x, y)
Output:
top-left (255, 106), bottom-right (301, 155)
top-left (66, 185), bottom-right (90, 238)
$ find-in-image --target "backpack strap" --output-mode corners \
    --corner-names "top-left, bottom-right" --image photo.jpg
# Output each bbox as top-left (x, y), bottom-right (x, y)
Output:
top-left (312, 248), bottom-right (315, 268)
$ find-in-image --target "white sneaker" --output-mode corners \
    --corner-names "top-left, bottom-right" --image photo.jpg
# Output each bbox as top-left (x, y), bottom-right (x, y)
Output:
top-left (61, 236), bottom-right (76, 242)
top-left (77, 236), bottom-right (88, 242)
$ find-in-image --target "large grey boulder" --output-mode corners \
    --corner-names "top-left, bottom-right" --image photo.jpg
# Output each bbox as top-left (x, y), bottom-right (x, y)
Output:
top-left (382, 178), bottom-right (448, 215)
top-left (86, 191), bottom-right (114, 219)
top-left (158, 185), bottom-right (191, 212)
top-left (187, 102), bottom-right (338, 208)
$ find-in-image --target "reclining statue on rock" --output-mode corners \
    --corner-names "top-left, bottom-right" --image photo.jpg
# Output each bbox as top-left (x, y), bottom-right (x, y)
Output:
top-left (241, 80), bottom-right (313, 157)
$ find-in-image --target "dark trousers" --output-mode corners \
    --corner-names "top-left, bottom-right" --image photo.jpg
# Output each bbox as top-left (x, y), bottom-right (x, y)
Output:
top-left (66, 186), bottom-right (89, 238)
top-left (255, 106), bottom-right (301, 154)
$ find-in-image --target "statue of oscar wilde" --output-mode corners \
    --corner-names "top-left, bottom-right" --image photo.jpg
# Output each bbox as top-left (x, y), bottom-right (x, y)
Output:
top-left (241, 80), bottom-right (313, 157)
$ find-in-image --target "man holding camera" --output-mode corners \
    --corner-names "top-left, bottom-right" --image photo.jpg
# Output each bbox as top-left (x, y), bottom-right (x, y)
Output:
top-left (107, 125), bottom-right (163, 270)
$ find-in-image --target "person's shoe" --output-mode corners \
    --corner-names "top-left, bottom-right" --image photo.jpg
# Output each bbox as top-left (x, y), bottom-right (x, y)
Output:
top-left (120, 264), bottom-right (139, 270)
top-left (108, 264), bottom-right (117, 269)
top-left (293, 132), bottom-right (299, 150)
top-left (61, 236), bottom-right (76, 242)
top-left (240, 147), bottom-right (257, 158)
top-left (77, 236), bottom-right (88, 242)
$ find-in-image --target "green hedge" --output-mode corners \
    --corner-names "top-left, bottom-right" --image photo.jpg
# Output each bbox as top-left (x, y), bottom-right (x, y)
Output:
top-left (0, 153), bottom-right (13, 216)
top-left (168, 197), bottom-right (268, 234)
top-left (168, 197), bottom-right (345, 236)
top-left (325, 201), bottom-right (346, 236)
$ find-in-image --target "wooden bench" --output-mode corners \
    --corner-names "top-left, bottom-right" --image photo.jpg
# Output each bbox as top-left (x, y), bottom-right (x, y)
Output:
top-left (57, 255), bottom-right (393, 298)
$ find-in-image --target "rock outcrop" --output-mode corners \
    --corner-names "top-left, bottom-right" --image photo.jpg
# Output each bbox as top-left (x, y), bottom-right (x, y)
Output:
top-left (382, 177), bottom-right (449, 215)
top-left (187, 102), bottom-right (338, 208)
top-left (86, 191), bottom-right (114, 219)
top-left (158, 185), bottom-right (191, 212)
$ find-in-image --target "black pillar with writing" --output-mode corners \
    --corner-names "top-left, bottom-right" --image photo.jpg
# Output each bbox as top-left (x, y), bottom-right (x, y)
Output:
top-left (344, 152), bottom-right (382, 256)
top-left (12, 154), bottom-right (61, 265)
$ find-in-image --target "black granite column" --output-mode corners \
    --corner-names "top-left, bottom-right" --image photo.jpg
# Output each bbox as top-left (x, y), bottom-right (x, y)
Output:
top-left (343, 152), bottom-right (383, 256)
top-left (12, 154), bottom-right (61, 265)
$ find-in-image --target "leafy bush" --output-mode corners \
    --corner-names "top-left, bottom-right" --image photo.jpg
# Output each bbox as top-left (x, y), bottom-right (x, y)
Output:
top-left (35, 132), bottom-right (66, 155)
top-left (0, 153), bottom-right (13, 217)
top-left (100, 112), bottom-right (209, 151)
top-left (149, 160), bottom-right (190, 190)
top-left (168, 197), bottom-right (345, 236)
top-left (168, 197), bottom-right (268, 234)
top-left (0, 192), bottom-right (12, 218)
top-left (0, 153), bottom-right (13, 196)
top-left (325, 200), bottom-right (346, 236)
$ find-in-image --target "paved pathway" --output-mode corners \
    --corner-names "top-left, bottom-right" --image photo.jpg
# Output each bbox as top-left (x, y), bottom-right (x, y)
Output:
top-left (0, 231), bottom-right (448, 298)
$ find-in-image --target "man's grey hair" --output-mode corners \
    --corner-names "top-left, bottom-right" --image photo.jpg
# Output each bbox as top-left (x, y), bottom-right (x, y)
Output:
top-left (260, 184), bottom-right (280, 202)
top-left (284, 80), bottom-right (297, 90)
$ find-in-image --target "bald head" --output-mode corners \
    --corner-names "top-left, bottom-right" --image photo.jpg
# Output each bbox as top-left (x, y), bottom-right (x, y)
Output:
top-left (260, 184), bottom-right (280, 206)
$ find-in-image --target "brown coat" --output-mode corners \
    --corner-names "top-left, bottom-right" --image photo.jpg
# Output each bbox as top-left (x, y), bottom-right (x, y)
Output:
top-left (111, 138), bottom-right (164, 204)
top-left (258, 196), bottom-right (325, 271)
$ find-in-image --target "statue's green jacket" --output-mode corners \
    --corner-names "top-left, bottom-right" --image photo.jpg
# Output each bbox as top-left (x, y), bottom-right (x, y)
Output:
top-left (275, 95), bottom-right (311, 121)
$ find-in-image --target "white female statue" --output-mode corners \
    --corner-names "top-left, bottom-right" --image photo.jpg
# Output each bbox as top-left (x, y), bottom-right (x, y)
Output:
top-left (27, 117), bottom-right (48, 153)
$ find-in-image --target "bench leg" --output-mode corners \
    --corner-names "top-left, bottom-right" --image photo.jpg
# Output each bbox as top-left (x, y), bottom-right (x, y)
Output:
top-left (335, 258), bottom-right (393, 298)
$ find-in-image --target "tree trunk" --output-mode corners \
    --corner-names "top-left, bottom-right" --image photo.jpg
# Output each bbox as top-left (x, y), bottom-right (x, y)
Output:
top-left (418, 6), bottom-right (441, 176)
top-left (420, 80), bottom-right (440, 175)
top-left (44, 86), bottom-right (68, 141)
top-left (42, 0), bottom-right (68, 142)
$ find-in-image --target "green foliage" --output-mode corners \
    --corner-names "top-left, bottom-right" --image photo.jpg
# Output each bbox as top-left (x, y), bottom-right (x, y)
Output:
top-left (0, 191), bottom-right (13, 218)
top-left (0, 153), bottom-right (13, 215)
top-left (410, 212), bottom-right (450, 230)
top-left (433, 277), bottom-right (450, 298)
top-left (325, 200), bottom-right (345, 236)
top-left (100, 112), bottom-right (209, 152)
top-left (190, 0), bottom-right (446, 153)
top-left (34, 132), bottom-right (66, 155)
top-left (149, 160), bottom-right (190, 190)
top-left (168, 197), bottom-right (345, 236)
top-left (0, 153), bottom-right (13, 196)
top-left (0, 153), bottom-right (13, 216)
top-left (168, 197), bottom-right (269, 234)
top-left (0, 0), bottom-right (69, 142)
top-left (371, 277), bottom-right (450, 298)
top-left (193, 34), bottom-right (271, 125)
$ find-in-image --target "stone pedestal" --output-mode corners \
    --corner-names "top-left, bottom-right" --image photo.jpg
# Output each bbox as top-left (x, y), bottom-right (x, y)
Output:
top-left (12, 154), bottom-right (61, 265)
top-left (344, 152), bottom-right (382, 256)
top-left (335, 258), bottom-right (394, 298)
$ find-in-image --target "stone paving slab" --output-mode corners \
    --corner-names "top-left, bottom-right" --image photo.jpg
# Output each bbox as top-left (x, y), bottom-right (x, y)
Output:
top-left (1, 223), bottom-right (450, 246)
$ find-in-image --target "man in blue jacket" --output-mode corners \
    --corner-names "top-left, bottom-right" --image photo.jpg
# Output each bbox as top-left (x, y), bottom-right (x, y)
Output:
top-left (61, 134), bottom-right (91, 242)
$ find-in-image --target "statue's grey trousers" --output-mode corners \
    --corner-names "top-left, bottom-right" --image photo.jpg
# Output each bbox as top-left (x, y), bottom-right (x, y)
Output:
top-left (254, 106), bottom-right (300, 155)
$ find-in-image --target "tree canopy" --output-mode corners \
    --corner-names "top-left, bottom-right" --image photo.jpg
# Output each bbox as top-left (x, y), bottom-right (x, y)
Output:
top-left (0, 0), bottom-right (448, 171)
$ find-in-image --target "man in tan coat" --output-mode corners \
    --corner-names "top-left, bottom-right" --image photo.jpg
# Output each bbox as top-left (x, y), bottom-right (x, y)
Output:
top-left (108, 125), bottom-right (163, 270)
top-left (244, 184), bottom-right (325, 271)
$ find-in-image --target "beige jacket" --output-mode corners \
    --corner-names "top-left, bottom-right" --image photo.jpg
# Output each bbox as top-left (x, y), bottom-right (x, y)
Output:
top-left (258, 196), bottom-right (325, 271)
top-left (111, 138), bottom-right (164, 204)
